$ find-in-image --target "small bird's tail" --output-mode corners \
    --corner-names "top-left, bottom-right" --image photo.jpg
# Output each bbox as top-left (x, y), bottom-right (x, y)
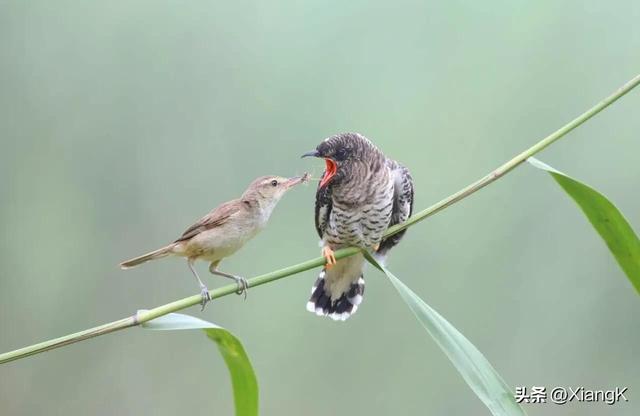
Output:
top-left (120, 245), bottom-right (175, 269)
top-left (306, 252), bottom-right (365, 321)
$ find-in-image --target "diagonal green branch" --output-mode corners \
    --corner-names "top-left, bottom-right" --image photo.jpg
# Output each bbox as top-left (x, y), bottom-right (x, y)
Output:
top-left (1, 73), bottom-right (639, 366)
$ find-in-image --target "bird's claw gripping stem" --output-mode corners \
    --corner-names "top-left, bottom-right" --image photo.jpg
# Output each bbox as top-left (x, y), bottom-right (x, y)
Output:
top-left (199, 285), bottom-right (212, 311)
top-left (234, 276), bottom-right (249, 300)
top-left (208, 264), bottom-right (249, 300)
top-left (322, 246), bottom-right (337, 269)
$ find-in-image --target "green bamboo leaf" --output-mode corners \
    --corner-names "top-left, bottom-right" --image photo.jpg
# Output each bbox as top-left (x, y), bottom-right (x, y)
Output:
top-left (528, 157), bottom-right (640, 294)
top-left (365, 253), bottom-right (525, 416)
top-left (140, 311), bottom-right (258, 416)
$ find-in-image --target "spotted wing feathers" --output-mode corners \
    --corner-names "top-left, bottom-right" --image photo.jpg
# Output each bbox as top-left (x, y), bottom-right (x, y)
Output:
top-left (377, 160), bottom-right (414, 257)
top-left (314, 184), bottom-right (332, 238)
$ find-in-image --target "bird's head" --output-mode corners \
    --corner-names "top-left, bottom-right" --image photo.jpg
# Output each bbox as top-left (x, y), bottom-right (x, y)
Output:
top-left (243, 174), bottom-right (308, 206)
top-left (301, 132), bottom-right (378, 188)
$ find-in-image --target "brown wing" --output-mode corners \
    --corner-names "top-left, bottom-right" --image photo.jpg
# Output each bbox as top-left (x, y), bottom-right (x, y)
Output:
top-left (174, 199), bottom-right (242, 243)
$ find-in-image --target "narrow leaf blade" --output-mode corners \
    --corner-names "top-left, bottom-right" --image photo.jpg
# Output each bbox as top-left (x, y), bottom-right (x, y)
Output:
top-left (365, 254), bottom-right (525, 416)
top-left (528, 157), bottom-right (640, 294)
top-left (141, 311), bottom-right (258, 416)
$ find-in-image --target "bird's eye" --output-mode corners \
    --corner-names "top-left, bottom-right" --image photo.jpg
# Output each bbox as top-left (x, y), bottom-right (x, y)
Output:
top-left (270, 180), bottom-right (278, 187)
top-left (335, 148), bottom-right (348, 161)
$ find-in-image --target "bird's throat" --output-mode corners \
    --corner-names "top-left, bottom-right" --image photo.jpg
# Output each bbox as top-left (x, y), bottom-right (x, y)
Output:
top-left (320, 159), bottom-right (337, 188)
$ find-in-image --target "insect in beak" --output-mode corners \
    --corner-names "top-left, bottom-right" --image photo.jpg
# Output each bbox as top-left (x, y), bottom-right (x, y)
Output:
top-left (284, 173), bottom-right (310, 188)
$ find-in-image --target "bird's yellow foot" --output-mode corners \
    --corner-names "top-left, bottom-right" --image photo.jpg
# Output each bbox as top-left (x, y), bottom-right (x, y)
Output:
top-left (373, 243), bottom-right (380, 252)
top-left (322, 246), bottom-right (337, 269)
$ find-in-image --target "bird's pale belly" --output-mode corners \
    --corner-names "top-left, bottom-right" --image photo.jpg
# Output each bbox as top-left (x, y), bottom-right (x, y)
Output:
top-left (180, 223), bottom-right (260, 262)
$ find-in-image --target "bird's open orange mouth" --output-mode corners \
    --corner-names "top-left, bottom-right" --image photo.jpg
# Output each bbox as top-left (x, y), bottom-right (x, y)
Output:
top-left (320, 158), bottom-right (337, 188)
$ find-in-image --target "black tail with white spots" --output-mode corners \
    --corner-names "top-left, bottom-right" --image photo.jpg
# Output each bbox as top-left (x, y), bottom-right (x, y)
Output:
top-left (306, 253), bottom-right (366, 321)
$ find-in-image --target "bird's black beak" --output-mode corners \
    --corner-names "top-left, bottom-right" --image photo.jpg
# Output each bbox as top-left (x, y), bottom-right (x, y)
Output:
top-left (301, 150), bottom-right (320, 158)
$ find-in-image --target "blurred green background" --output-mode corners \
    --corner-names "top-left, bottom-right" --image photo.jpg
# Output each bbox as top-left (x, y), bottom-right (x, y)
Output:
top-left (1, 1), bottom-right (639, 415)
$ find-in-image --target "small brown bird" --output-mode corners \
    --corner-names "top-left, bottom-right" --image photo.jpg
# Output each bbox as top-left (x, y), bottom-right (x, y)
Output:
top-left (302, 133), bottom-right (414, 320)
top-left (120, 174), bottom-right (308, 309)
